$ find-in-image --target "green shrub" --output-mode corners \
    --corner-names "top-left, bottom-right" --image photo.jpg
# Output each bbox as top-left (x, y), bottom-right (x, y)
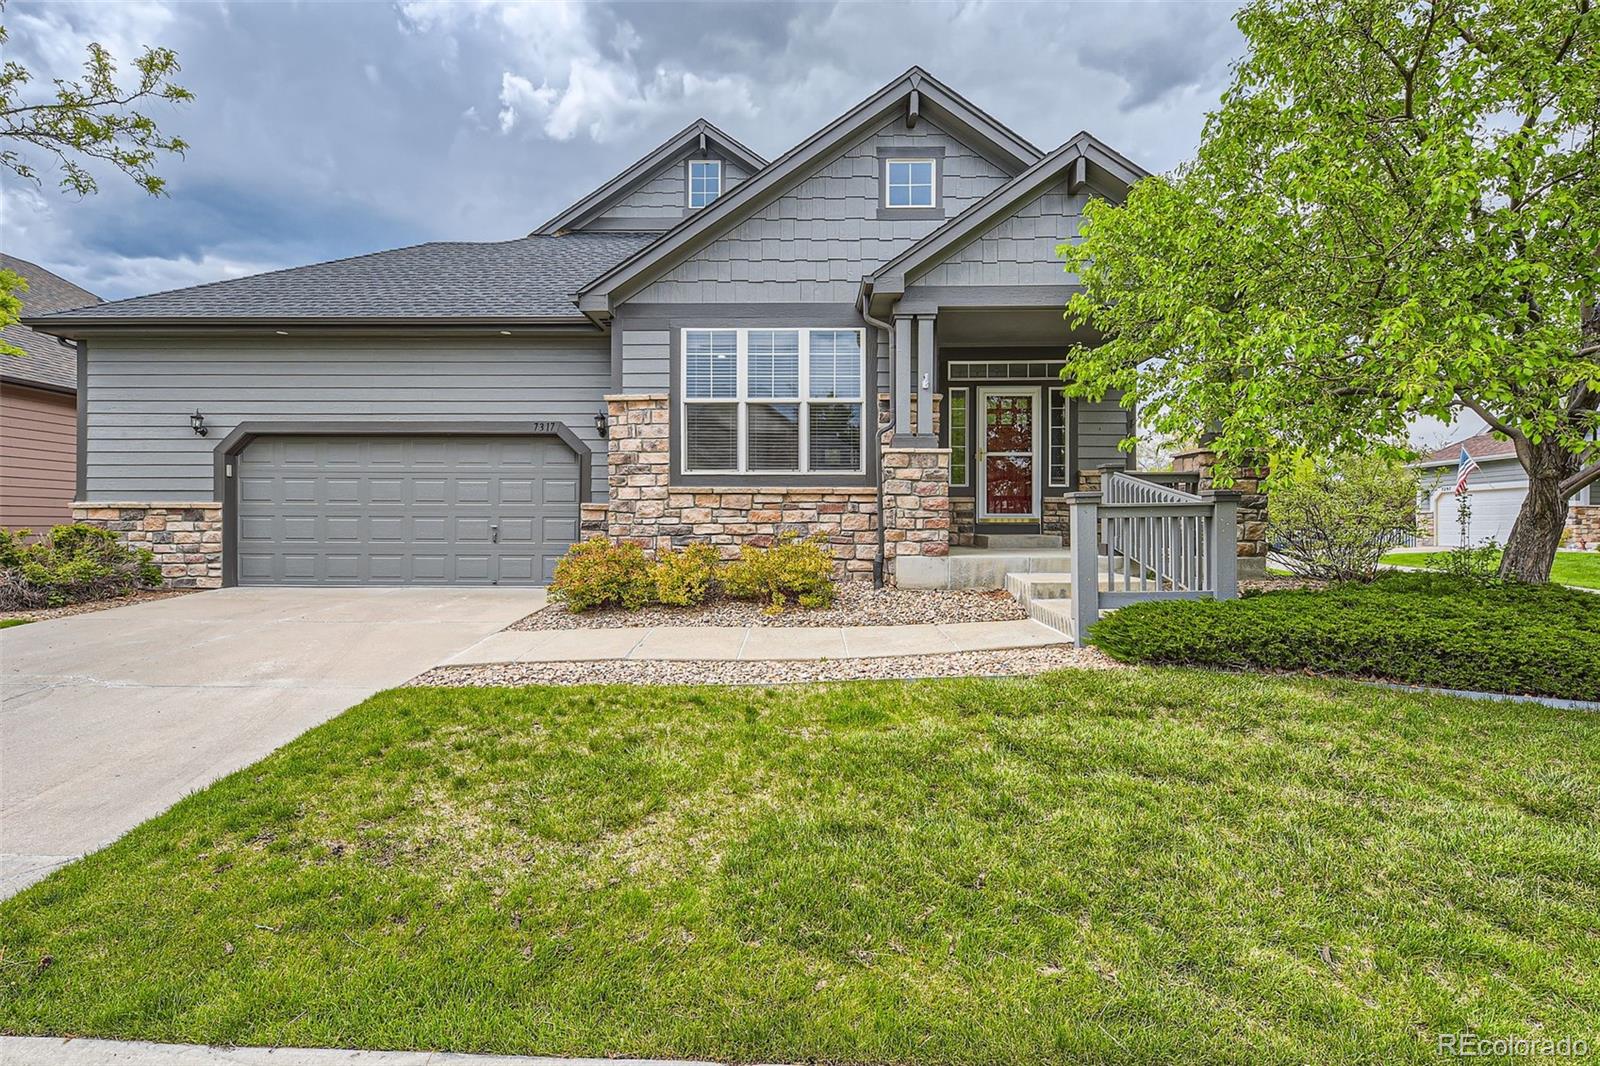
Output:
top-left (721, 532), bottom-right (836, 611)
top-left (650, 543), bottom-right (720, 607)
top-left (550, 538), bottom-right (654, 612)
top-left (1089, 572), bottom-right (1600, 700)
top-left (1270, 453), bottom-right (1419, 581)
top-left (0, 524), bottom-right (163, 610)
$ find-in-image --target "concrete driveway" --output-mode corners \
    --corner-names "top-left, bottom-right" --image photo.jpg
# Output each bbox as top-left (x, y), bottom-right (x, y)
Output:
top-left (0, 586), bottom-right (541, 898)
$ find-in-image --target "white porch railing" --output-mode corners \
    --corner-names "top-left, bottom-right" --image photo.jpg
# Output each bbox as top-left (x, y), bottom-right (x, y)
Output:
top-left (1067, 471), bottom-right (1240, 645)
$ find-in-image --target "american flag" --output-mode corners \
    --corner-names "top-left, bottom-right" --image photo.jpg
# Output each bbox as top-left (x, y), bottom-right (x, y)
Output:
top-left (1455, 446), bottom-right (1481, 494)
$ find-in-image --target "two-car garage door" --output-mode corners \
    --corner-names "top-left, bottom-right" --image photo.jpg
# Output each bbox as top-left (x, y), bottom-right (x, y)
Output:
top-left (236, 435), bottom-right (580, 585)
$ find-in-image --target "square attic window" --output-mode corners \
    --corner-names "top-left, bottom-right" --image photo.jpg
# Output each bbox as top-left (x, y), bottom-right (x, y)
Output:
top-left (884, 158), bottom-right (936, 208)
top-left (688, 159), bottom-right (722, 208)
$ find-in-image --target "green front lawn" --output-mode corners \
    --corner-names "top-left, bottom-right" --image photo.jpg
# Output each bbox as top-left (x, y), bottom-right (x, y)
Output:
top-left (1381, 548), bottom-right (1600, 589)
top-left (4, 671), bottom-right (1597, 1063)
top-left (0, 618), bottom-right (31, 629)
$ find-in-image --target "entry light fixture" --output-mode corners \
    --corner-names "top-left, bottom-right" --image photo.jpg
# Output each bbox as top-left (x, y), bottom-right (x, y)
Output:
top-left (594, 406), bottom-right (610, 438)
top-left (190, 409), bottom-right (209, 437)
top-left (274, 329), bottom-right (289, 336)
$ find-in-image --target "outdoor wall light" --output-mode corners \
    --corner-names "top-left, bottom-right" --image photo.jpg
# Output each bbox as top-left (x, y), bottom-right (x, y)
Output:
top-left (190, 409), bottom-right (209, 437)
top-left (594, 407), bottom-right (610, 438)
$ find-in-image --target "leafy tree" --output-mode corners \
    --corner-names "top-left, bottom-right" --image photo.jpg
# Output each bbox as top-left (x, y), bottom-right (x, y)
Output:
top-left (1060, 0), bottom-right (1599, 583)
top-left (0, 14), bottom-right (192, 354)
top-left (1270, 453), bottom-right (1420, 581)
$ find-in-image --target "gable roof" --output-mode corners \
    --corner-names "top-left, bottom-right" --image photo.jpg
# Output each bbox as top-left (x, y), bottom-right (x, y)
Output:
top-left (1414, 431), bottom-right (1520, 467)
top-left (533, 118), bottom-right (767, 236)
top-left (2, 254), bottom-right (100, 392)
top-left (26, 233), bottom-right (656, 337)
top-left (575, 66), bottom-right (1045, 315)
top-left (863, 130), bottom-right (1149, 311)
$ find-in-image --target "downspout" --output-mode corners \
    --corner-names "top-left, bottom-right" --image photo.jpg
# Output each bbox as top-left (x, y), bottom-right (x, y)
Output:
top-left (859, 284), bottom-right (892, 587)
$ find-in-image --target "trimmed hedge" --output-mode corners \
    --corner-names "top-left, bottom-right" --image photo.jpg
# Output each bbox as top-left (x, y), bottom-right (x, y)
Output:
top-left (1088, 572), bottom-right (1600, 701)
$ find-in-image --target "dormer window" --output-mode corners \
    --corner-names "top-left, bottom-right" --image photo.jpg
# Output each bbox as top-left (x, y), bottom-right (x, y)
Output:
top-left (688, 159), bottom-right (722, 208)
top-left (884, 158), bottom-right (936, 208)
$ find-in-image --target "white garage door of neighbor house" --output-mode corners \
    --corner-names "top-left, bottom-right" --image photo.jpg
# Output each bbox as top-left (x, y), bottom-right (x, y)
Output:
top-left (236, 434), bottom-right (581, 586)
top-left (1433, 486), bottom-right (1525, 548)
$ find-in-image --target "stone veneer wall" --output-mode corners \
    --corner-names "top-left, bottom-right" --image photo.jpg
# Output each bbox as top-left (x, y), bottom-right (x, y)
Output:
top-left (70, 502), bottom-right (223, 588)
top-left (1566, 504), bottom-right (1600, 548)
top-left (1172, 449), bottom-right (1269, 576)
top-left (881, 447), bottom-right (950, 562)
top-left (602, 394), bottom-right (880, 576)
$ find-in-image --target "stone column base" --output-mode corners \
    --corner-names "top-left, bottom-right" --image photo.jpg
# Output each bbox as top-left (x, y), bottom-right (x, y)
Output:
top-left (70, 502), bottom-right (223, 589)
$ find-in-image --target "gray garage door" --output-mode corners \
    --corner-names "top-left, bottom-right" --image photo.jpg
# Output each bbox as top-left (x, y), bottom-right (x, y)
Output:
top-left (236, 435), bottom-right (580, 586)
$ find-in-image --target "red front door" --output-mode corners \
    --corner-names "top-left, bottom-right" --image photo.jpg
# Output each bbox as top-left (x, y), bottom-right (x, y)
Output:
top-left (980, 389), bottom-right (1037, 518)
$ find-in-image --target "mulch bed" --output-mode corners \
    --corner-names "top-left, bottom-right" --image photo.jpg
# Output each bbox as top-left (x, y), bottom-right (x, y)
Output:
top-left (513, 582), bottom-right (1027, 630)
top-left (411, 645), bottom-right (1121, 687)
top-left (0, 588), bottom-right (196, 623)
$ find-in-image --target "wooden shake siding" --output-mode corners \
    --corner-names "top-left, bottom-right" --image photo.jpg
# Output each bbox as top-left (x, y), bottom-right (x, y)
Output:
top-left (0, 382), bottom-right (77, 529)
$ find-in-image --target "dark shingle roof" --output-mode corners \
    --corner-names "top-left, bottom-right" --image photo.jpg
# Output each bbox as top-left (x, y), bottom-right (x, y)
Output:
top-left (2, 254), bottom-right (100, 390)
top-left (1420, 431), bottom-right (1518, 465)
top-left (26, 233), bottom-right (658, 329)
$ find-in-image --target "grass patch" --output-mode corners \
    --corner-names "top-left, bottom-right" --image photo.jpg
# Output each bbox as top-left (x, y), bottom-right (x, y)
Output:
top-left (0, 618), bottom-right (31, 629)
top-left (1381, 548), bottom-right (1600, 589)
top-left (1091, 572), bottom-right (1600, 700)
top-left (3, 671), bottom-right (1598, 1063)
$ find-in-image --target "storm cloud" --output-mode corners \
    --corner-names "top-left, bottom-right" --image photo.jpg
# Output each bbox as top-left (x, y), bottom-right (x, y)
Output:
top-left (2, 0), bottom-right (1246, 301)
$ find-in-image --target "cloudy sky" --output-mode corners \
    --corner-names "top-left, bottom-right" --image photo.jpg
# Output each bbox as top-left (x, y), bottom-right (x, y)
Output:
top-left (3, 0), bottom-right (1248, 303)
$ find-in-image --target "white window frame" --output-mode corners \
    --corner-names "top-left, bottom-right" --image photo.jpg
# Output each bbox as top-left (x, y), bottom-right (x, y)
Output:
top-left (687, 159), bottom-right (722, 209)
top-left (883, 157), bottom-right (937, 209)
top-left (680, 327), bottom-right (866, 476)
top-left (1048, 387), bottom-right (1071, 487)
top-left (948, 386), bottom-right (970, 487)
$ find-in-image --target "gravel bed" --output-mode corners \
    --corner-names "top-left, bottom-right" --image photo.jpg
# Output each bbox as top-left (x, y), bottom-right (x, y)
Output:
top-left (410, 645), bottom-right (1121, 687)
top-left (1241, 575), bottom-right (1328, 594)
top-left (512, 582), bottom-right (1026, 630)
top-left (0, 588), bottom-right (196, 623)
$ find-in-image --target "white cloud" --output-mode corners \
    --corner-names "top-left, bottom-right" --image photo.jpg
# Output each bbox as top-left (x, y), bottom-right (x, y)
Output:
top-left (401, 0), bottom-right (757, 143)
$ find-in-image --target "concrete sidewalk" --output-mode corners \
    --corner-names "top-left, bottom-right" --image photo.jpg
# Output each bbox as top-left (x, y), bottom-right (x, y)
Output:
top-left (0, 1037), bottom-right (753, 1066)
top-left (445, 618), bottom-right (1068, 665)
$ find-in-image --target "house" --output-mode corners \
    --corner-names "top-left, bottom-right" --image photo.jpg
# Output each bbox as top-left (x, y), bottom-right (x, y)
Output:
top-left (1412, 431), bottom-right (1599, 548)
top-left (25, 67), bottom-right (1265, 590)
top-left (1, 255), bottom-right (100, 531)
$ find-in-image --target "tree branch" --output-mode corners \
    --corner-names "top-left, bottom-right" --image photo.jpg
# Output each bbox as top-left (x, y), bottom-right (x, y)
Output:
top-left (1454, 391), bottom-right (1524, 441)
top-left (1561, 461), bottom-right (1600, 498)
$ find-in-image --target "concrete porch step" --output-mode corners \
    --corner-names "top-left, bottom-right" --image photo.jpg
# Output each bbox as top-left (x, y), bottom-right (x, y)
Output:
top-left (973, 533), bottom-right (1064, 550)
top-left (947, 548), bottom-right (1072, 589)
top-left (1004, 569), bottom-right (1076, 638)
top-left (1026, 596), bottom-right (1076, 636)
top-left (1004, 571), bottom-right (1073, 605)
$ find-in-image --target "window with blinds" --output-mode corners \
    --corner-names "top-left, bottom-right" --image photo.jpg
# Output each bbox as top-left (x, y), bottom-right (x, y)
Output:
top-left (681, 328), bottom-right (865, 475)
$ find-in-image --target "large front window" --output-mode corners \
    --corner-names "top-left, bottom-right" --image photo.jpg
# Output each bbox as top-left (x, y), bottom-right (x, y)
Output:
top-left (682, 328), bottom-right (864, 475)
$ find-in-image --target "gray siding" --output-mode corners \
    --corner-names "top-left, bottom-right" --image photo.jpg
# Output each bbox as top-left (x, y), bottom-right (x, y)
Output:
top-left (1416, 455), bottom-right (1525, 494)
top-left (913, 179), bottom-right (1084, 288)
top-left (1078, 391), bottom-right (1130, 468)
top-left (83, 335), bottom-right (611, 502)
top-left (632, 116), bottom-right (1013, 303)
top-left (620, 330), bottom-right (671, 392)
top-left (583, 152), bottom-right (752, 230)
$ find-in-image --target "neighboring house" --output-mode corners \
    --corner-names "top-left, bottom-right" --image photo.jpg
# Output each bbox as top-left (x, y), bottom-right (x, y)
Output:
top-left (1, 255), bottom-right (100, 531)
top-left (27, 68), bottom-right (1246, 590)
top-left (1412, 431), bottom-right (1599, 548)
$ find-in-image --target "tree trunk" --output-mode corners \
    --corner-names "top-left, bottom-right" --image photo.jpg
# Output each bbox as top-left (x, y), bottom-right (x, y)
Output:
top-left (1499, 439), bottom-right (1577, 583)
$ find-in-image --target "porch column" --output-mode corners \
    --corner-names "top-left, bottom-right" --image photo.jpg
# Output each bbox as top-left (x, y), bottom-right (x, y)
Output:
top-left (892, 313), bottom-right (937, 445)
top-left (893, 316), bottom-right (913, 437)
top-left (915, 315), bottom-right (935, 437)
